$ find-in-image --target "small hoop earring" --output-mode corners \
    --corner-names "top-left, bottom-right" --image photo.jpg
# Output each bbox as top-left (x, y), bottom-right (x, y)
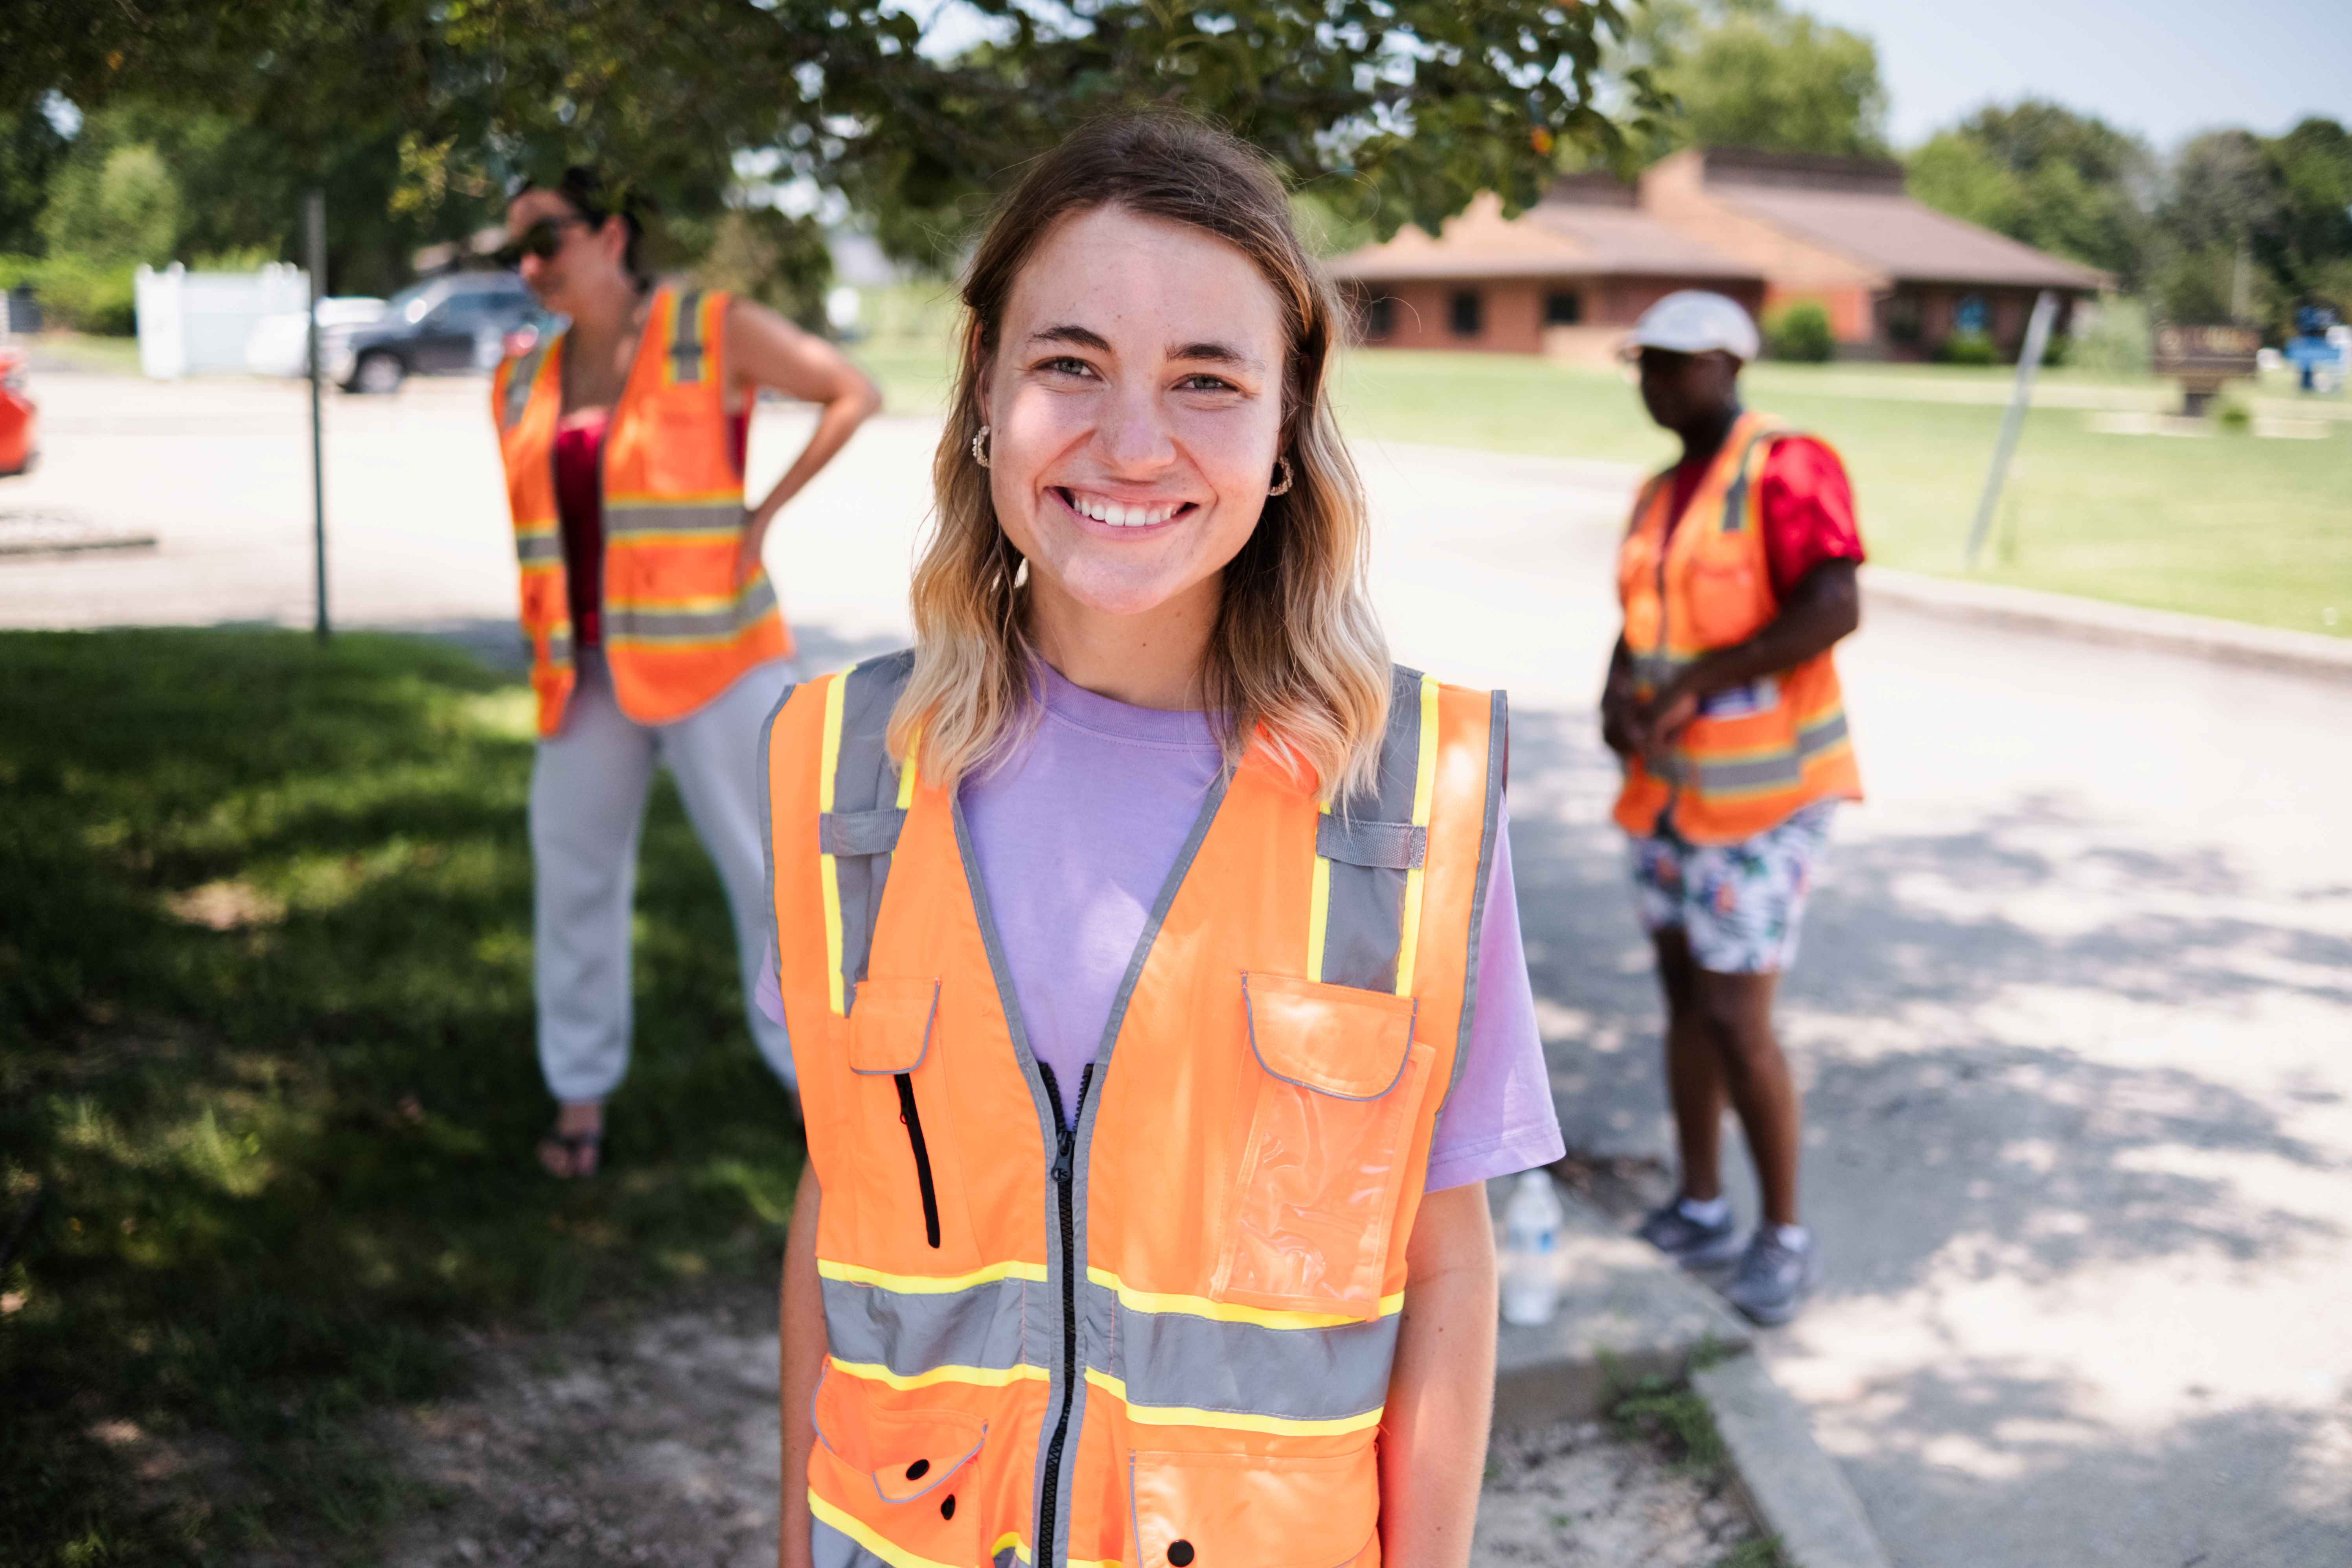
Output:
top-left (969, 425), bottom-right (991, 467)
top-left (1268, 456), bottom-right (1293, 497)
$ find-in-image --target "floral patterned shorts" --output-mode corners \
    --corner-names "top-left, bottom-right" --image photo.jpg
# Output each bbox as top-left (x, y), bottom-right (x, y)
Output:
top-left (1627, 801), bottom-right (1838, 975)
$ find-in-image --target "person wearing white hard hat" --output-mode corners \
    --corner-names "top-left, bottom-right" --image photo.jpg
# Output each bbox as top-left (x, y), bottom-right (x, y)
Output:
top-left (1598, 289), bottom-right (1866, 1326)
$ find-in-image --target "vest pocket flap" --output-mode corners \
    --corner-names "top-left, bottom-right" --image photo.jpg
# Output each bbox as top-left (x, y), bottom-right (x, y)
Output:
top-left (820, 807), bottom-right (907, 857)
top-left (1129, 1446), bottom-right (1379, 1568)
top-left (1314, 814), bottom-right (1426, 870)
top-left (1242, 973), bottom-right (1417, 1101)
top-left (813, 1387), bottom-right (984, 1506)
top-left (847, 976), bottom-right (939, 1076)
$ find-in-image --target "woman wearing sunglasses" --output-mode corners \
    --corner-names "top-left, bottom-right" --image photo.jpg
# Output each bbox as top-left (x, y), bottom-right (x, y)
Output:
top-left (762, 116), bottom-right (1561, 1568)
top-left (491, 167), bottom-right (879, 1178)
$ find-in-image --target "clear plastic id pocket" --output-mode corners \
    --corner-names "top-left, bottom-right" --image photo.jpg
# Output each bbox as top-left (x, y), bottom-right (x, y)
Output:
top-left (1212, 973), bottom-right (1433, 1320)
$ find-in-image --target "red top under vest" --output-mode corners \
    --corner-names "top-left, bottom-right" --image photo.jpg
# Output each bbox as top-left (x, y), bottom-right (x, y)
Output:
top-left (554, 406), bottom-right (751, 650)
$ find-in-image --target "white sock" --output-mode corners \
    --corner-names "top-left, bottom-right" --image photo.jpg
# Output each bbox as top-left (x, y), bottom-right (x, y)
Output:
top-left (1676, 1194), bottom-right (1730, 1225)
top-left (1769, 1223), bottom-right (1811, 1251)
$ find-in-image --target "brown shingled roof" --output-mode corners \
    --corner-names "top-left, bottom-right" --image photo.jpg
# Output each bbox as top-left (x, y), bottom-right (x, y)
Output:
top-left (1720, 186), bottom-right (2114, 291)
top-left (1328, 193), bottom-right (1758, 284)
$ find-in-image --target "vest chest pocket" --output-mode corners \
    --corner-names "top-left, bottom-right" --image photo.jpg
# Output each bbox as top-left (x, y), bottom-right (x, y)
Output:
top-left (1683, 537), bottom-right (1772, 648)
top-left (837, 977), bottom-right (975, 1264)
top-left (1212, 973), bottom-right (1434, 1321)
top-left (1129, 1445), bottom-right (1379, 1568)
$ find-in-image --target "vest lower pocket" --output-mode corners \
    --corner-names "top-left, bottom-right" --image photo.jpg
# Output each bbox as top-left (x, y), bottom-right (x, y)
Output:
top-left (1212, 974), bottom-right (1433, 1321)
top-left (809, 1373), bottom-right (987, 1566)
top-left (1128, 1444), bottom-right (1379, 1568)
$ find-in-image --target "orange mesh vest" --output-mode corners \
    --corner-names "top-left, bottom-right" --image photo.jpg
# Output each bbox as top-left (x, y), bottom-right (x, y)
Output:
top-left (1613, 410), bottom-right (1862, 845)
top-left (491, 285), bottom-right (791, 737)
top-left (764, 654), bottom-right (1508, 1568)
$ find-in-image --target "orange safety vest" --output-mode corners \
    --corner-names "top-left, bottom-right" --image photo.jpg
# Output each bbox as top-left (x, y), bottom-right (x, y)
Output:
top-left (1613, 410), bottom-right (1862, 845)
top-left (491, 284), bottom-right (791, 737)
top-left (764, 655), bottom-right (1507, 1568)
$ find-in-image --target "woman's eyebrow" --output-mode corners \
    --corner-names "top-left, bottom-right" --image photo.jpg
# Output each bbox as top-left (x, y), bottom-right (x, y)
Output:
top-left (1169, 340), bottom-right (1260, 369)
top-left (1028, 324), bottom-right (1113, 351)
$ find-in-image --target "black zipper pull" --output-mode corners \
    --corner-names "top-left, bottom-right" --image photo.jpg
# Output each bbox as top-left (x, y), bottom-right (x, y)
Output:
top-left (1051, 1124), bottom-right (1074, 1186)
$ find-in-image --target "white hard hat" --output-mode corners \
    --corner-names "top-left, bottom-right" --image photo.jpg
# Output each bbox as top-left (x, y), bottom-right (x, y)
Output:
top-left (1627, 290), bottom-right (1760, 363)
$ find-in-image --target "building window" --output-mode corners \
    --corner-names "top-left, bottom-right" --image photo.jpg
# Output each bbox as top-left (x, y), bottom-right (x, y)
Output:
top-left (1955, 294), bottom-right (1989, 336)
top-left (1545, 290), bottom-right (1584, 325)
top-left (1361, 295), bottom-right (1396, 341)
top-left (1449, 288), bottom-right (1483, 338)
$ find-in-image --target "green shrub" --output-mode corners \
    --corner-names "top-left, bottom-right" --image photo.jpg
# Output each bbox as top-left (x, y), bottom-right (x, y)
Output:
top-left (1936, 330), bottom-right (1999, 365)
top-left (2068, 294), bottom-right (2152, 377)
top-left (2216, 396), bottom-right (2252, 431)
top-left (1763, 300), bottom-right (1834, 362)
top-left (29, 252), bottom-right (138, 334)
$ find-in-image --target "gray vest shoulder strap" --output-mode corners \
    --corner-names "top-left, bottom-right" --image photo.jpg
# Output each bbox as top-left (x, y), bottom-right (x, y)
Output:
top-left (816, 651), bottom-right (917, 1008)
top-left (1316, 665), bottom-right (1506, 1103)
top-left (499, 338), bottom-right (551, 431)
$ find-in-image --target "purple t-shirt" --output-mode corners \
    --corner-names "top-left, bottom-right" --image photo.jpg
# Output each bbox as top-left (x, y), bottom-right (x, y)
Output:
top-left (760, 663), bottom-right (1563, 1193)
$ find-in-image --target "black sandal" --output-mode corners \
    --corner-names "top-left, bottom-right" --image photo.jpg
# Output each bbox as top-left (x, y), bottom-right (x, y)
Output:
top-left (537, 1126), bottom-right (603, 1179)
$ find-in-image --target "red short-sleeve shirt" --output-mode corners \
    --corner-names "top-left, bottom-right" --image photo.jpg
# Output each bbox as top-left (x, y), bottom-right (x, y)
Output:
top-left (1664, 434), bottom-right (1864, 600)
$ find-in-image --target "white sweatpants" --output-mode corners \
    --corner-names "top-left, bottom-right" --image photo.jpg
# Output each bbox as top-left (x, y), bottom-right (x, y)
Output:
top-left (529, 653), bottom-right (797, 1102)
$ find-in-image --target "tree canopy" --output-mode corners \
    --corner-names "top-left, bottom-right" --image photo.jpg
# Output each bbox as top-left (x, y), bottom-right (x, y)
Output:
top-left (1906, 100), bottom-right (2153, 288)
top-left (1620, 0), bottom-right (1887, 160)
top-left (1, 0), bottom-right (1666, 285)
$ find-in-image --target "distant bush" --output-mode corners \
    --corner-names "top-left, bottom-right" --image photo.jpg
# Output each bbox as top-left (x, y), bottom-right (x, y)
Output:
top-left (2068, 294), bottom-right (2152, 377)
top-left (1763, 300), bottom-right (1834, 362)
top-left (2216, 396), bottom-right (2252, 431)
top-left (31, 253), bottom-right (138, 334)
top-left (1936, 330), bottom-right (1999, 365)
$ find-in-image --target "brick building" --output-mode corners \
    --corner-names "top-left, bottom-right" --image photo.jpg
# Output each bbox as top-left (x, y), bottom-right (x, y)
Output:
top-left (1333, 149), bottom-right (2113, 362)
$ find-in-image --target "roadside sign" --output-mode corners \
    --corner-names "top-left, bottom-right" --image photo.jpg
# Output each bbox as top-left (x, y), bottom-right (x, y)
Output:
top-left (2153, 323), bottom-right (2260, 415)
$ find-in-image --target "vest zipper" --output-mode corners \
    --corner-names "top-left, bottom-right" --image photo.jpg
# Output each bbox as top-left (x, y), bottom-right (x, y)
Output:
top-left (1033, 1060), bottom-right (1092, 1568)
top-left (892, 1072), bottom-right (941, 1249)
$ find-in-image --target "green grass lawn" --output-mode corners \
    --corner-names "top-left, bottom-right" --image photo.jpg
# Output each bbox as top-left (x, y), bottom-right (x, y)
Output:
top-left (852, 331), bottom-right (2352, 640)
top-left (0, 631), bottom-right (804, 1566)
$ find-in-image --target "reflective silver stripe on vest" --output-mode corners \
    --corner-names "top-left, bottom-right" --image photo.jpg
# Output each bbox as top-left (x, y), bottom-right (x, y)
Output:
top-left (822, 652), bottom-right (918, 1003)
top-left (514, 531), bottom-right (562, 564)
top-left (1797, 711), bottom-right (1850, 759)
top-left (821, 1273), bottom-right (1043, 1380)
top-left (500, 342), bottom-right (548, 430)
top-left (602, 577), bottom-right (779, 644)
top-left (603, 502), bottom-right (745, 540)
top-left (1692, 750), bottom-right (1802, 795)
top-left (668, 289), bottom-right (706, 383)
top-left (1084, 1278), bottom-right (1398, 1425)
top-left (544, 628), bottom-right (574, 665)
top-left (1717, 428), bottom-right (1777, 534)
top-left (1318, 664), bottom-right (1428, 993)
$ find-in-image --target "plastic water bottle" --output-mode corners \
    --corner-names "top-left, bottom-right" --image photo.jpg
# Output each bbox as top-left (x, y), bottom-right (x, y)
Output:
top-left (1499, 1170), bottom-right (1565, 1326)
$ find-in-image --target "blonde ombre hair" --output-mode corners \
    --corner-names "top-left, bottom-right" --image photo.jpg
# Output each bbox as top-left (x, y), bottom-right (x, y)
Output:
top-left (888, 114), bottom-right (1391, 802)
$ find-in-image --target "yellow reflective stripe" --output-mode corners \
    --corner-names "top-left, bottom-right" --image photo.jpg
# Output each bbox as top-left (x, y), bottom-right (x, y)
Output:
top-left (818, 668), bottom-right (850, 1016)
top-left (818, 1256), bottom-right (1050, 1293)
top-left (1085, 1368), bottom-right (1384, 1436)
top-left (603, 527), bottom-right (741, 548)
top-left (830, 1356), bottom-right (1047, 1391)
top-left (993, 1533), bottom-right (1030, 1564)
top-left (603, 488), bottom-right (743, 507)
top-left (896, 721), bottom-right (921, 809)
top-left (1306, 799), bottom-right (1333, 983)
top-left (1392, 674), bottom-right (1440, 996)
top-left (809, 1491), bottom-right (961, 1568)
top-left (1086, 1266), bottom-right (1402, 1329)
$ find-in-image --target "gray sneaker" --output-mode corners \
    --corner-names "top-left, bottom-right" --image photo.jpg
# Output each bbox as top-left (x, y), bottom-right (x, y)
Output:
top-left (1724, 1229), bottom-right (1820, 1325)
top-left (1635, 1199), bottom-right (1743, 1267)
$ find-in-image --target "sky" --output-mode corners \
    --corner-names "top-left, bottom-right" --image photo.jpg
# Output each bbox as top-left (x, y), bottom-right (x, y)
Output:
top-left (1795, 0), bottom-right (2351, 150)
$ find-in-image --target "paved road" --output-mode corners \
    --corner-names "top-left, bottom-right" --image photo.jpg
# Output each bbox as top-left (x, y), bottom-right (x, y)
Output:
top-left (6, 368), bottom-right (2349, 1567)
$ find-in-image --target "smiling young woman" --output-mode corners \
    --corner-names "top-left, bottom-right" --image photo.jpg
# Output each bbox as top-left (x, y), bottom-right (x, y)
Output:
top-left (761, 116), bottom-right (1563, 1568)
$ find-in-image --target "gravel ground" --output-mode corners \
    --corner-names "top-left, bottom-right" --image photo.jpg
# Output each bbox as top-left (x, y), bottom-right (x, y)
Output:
top-left (376, 1281), bottom-right (1760, 1568)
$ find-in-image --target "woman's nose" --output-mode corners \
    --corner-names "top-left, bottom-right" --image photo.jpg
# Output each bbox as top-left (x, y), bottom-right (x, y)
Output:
top-left (1097, 384), bottom-right (1176, 473)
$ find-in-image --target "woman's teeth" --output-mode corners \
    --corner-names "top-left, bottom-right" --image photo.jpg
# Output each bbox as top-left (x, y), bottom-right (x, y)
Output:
top-left (1067, 492), bottom-right (1184, 528)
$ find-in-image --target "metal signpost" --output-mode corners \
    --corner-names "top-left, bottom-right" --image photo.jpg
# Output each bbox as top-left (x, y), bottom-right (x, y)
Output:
top-left (305, 189), bottom-right (329, 641)
top-left (1964, 289), bottom-right (2058, 570)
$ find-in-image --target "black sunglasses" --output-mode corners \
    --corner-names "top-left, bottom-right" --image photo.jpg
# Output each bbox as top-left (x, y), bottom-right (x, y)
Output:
top-left (497, 215), bottom-right (587, 269)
